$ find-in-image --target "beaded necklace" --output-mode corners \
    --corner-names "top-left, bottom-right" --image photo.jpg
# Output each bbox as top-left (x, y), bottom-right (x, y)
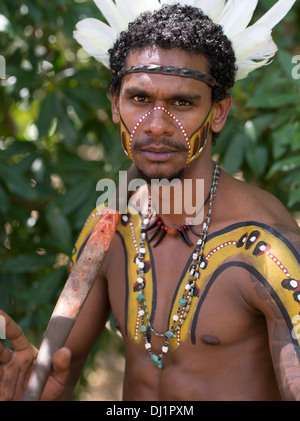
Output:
top-left (134, 162), bottom-right (221, 369)
top-left (142, 193), bottom-right (210, 247)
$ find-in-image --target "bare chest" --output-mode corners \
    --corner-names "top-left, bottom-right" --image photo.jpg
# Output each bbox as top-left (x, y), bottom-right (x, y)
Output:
top-left (105, 225), bottom-right (260, 355)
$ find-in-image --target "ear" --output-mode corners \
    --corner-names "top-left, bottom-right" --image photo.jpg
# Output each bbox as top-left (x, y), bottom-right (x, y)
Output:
top-left (110, 87), bottom-right (120, 124)
top-left (211, 93), bottom-right (232, 133)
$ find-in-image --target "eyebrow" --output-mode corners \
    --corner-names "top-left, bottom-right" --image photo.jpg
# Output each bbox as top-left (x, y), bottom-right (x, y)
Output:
top-left (123, 87), bottom-right (202, 102)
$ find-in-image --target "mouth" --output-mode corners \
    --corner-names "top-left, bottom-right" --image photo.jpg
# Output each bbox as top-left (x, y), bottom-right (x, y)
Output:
top-left (138, 146), bottom-right (183, 162)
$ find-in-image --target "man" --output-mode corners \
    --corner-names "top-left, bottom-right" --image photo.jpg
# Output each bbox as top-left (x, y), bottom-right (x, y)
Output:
top-left (1, 3), bottom-right (300, 401)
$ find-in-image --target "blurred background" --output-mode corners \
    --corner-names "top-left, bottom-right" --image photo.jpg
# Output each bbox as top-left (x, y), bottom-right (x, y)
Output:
top-left (0, 0), bottom-right (299, 400)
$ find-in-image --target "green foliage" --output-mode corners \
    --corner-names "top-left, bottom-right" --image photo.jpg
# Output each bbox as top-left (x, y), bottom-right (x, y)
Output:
top-left (214, 1), bottom-right (300, 213)
top-left (0, 0), bottom-right (129, 338)
top-left (0, 0), bottom-right (299, 346)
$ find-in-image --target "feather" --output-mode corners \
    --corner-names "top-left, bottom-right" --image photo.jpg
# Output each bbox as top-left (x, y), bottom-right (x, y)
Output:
top-left (233, 24), bottom-right (278, 80)
top-left (73, 18), bottom-right (116, 66)
top-left (218, 0), bottom-right (258, 38)
top-left (235, 52), bottom-right (277, 81)
top-left (255, 0), bottom-right (296, 29)
top-left (115, 0), bottom-right (161, 23)
top-left (199, 0), bottom-right (226, 22)
top-left (73, 0), bottom-right (296, 79)
top-left (233, 24), bottom-right (273, 62)
top-left (93, 0), bottom-right (126, 33)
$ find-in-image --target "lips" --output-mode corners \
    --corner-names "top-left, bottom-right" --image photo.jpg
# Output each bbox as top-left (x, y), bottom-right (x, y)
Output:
top-left (139, 146), bottom-right (179, 162)
top-left (142, 146), bottom-right (178, 153)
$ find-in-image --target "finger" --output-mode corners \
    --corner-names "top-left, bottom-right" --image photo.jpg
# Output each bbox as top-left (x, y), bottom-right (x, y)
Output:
top-left (13, 356), bottom-right (35, 401)
top-left (52, 347), bottom-right (71, 378)
top-left (0, 342), bottom-right (12, 364)
top-left (41, 348), bottom-right (72, 401)
top-left (0, 362), bottom-right (21, 401)
top-left (0, 311), bottom-right (31, 352)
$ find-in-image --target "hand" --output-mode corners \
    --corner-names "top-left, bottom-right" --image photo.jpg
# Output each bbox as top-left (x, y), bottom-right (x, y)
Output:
top-left (0, 310), bottom-right (71, 401)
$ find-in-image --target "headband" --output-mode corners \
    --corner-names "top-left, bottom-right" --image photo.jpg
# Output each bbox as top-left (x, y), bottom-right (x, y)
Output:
top-left (118, 65), bottom-right (221, 88)
top-left (73, 0), bottom-right (296, 82)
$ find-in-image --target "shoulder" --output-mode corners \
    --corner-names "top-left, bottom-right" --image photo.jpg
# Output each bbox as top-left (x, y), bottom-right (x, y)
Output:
top-left (216, 170), bottom-right (299, 231)
top-left (211, 169), bottom-right (300, 309)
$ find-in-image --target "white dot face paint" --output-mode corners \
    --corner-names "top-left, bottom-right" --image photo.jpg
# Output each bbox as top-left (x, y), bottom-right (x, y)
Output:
top-left (129, 106), bottom-right (190, 161)
top-left (119, 105), bottom-right (213, 165)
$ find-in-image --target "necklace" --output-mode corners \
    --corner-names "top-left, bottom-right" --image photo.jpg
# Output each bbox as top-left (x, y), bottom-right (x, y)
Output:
top-left (135, 162), bottom-right (221, 369)
top-left (142, 194), bottom-right (210, 247)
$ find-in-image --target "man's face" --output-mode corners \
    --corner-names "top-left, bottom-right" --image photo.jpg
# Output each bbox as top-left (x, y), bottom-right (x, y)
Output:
top-left (111, 47), bottom-right (214, 181)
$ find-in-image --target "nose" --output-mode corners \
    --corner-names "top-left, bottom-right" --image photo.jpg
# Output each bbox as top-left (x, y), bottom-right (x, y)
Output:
top-left (142, 107), bottom-right (175, 138)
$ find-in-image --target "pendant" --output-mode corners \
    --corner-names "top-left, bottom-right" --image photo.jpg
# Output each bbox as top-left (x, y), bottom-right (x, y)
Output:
top-left (150, 353), bottom-right (163, 370)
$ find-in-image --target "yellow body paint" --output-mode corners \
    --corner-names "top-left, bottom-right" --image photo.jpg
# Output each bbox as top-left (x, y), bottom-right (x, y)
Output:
top-left (71, 207), bottom-right (300, 359)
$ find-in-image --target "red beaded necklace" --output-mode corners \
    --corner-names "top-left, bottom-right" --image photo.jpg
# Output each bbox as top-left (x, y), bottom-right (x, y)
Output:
top-left (142, 191), bottom-right (211, 247)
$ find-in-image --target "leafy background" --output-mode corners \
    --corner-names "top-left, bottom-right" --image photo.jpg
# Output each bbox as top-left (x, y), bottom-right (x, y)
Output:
top-left (0, 0), bottom-right (299, 400)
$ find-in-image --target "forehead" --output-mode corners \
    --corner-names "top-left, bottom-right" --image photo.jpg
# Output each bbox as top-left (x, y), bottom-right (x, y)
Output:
top-left (121, 47), bottom-right (211, 95)
top-left (125, 47), bottom-right (209, 71)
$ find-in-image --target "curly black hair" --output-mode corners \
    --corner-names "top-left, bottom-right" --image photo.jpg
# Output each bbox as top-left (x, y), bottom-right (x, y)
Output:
top-left (109, 3), bottom-right (237, 103)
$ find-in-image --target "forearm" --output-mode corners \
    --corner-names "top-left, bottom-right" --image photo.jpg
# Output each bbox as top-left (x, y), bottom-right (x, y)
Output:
top-left (276, 343), bottom-right (300, 401)
top-left (55, 356), bottom-right (87, 401)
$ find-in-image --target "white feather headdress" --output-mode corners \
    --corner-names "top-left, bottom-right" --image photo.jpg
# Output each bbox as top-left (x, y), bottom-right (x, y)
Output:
top-left (73, 0), bottom-right (296, 81)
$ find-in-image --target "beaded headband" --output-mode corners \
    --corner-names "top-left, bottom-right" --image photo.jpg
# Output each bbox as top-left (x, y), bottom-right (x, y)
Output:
top-left (74, 0), bottom-right (296, 82)
top-left (118, 65), bottom-right (221, 88)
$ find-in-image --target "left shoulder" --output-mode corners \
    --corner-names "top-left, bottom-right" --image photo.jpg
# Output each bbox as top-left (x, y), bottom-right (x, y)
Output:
top-left (218, 170), bottom-right (300, 233)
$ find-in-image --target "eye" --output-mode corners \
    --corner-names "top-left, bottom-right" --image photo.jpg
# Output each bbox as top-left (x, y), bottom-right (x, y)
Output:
top-left (132, 95), bottom-right (150, 103)
top-left (172, 99), bottom-right (192, 107)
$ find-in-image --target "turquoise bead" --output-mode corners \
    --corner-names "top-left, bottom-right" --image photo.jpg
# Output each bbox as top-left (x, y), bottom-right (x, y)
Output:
top-left (139, 325), bottom-right (147, 333)
top-left (136, 293), bottom-right (144, 301)
top-left (166, 330), bottom-right (174, 338)
top-left (150, 354), bottom-right (163, 370)
top-left (179, 298), bottom-right (187, 306)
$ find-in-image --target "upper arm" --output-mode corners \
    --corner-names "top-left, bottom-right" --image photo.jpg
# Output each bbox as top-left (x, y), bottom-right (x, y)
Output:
top-left (62, 206), bottom-right (113, 394)
top-left (63, 268), bottom-right (111, 395)
top-left (248, 222), bottom-right (300, 400)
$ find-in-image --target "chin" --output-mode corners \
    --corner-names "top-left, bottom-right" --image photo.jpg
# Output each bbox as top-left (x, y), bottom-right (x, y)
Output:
top-left (136, 165), bottom-right (186, 184)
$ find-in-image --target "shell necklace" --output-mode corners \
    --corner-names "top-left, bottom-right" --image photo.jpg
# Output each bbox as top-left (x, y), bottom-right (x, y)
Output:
top-left (134, 162), bottom-right (221, 369)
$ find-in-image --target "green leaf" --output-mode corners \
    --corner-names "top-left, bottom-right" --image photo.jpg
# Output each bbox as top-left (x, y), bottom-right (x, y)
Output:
top-left (55, 101), bottom-right (78, 148)
top-left (36, 92), bottom-right (57, 139)
top-left (267, 155), bottom-right (300, 178)
top-left (0, 161), bottom-right (39, 201)
top-left (271, 124), bottom-right (300, 159)
top-left (245, 144), bottom-right (268, 177)
top-left (45, 204), bottom-right (73, 253)
top-left (0, 183), bottom-right (9, 213)
top-left (29, 268), bottom-right (65, 307)
top-left (223, 133), bottom-right (245, 174)
top-left (59, 180), bottom-right (94, 215)
top-left (3, 140), bottom-right (37, 157)
top-left (288, 185), bottom-right (300, 208)
top-left (0, 253), bottom-right (56, 274)
top-left (247, 93), bottom-right (300, 108)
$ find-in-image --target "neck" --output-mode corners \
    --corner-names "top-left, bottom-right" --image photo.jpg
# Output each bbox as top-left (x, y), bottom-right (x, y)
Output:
top-left (149, 156), bottom-right (214, 227)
